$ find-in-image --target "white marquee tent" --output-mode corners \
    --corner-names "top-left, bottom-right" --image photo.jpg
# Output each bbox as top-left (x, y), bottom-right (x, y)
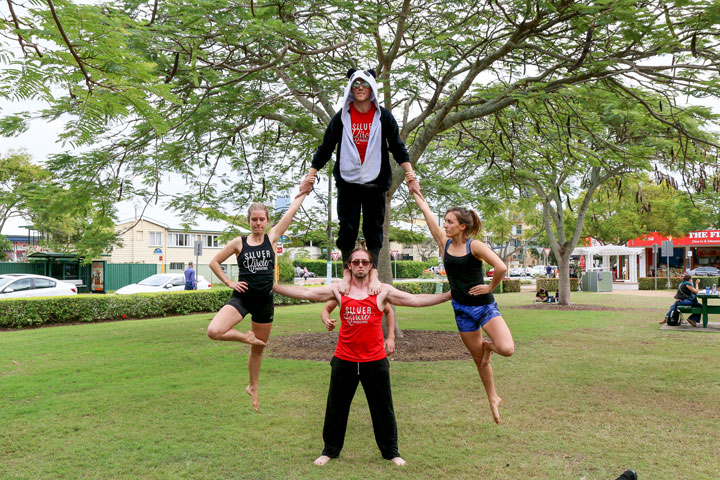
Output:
top-left (571, 245), bottom-right (646, 283)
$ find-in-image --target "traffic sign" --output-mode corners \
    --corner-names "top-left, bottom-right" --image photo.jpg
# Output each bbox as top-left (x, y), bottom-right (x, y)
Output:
top-left (331, 251), bottom-right (340, 260)
top-left (279, 235), bottom-right (290, 244)
top-left (661, 240), bottom-right (673, 257)
top-left (536, 247), bottom-right (543, 255)
top-left (391, 250), bottom-right (399, 259)
top-left (543, 248), bottom-right (550, 256)
top-left (276, 246), bottom-right (283, 254)
top-left (194, 240), bottom-right (203, 256)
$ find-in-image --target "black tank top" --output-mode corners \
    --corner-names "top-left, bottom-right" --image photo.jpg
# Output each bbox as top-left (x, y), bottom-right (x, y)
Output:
top-left (236, 235), bottom-right (274, 297)
top-left (443, 238), bottom-right (494, 306)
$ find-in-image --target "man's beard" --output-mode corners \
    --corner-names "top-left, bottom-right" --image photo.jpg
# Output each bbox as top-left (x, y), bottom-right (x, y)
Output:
top-left (353, 270), bottom-right (368, 279)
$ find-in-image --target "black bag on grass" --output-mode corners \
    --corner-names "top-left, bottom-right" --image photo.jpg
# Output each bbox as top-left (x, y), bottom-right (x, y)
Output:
top-left (667, 309), bottom-right (682, 326)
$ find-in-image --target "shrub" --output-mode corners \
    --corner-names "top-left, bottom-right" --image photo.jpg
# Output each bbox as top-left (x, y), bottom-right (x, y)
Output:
top-left (536, 278), bottom-right (579, 292)
top-left (502, 279), bottom-right (521, 292)
top-left (393, 281), bottom-right (450, 294)
top-left (292, 259), bottom-right (342, 277)
top-left (393, 260), bottom-right (430, 278)
top-left (276, 254), bottom-right (296, 283)
top-left (638, 276), bottom-right (720, 290)
top-left (0, 288), bottom-right (310, 329)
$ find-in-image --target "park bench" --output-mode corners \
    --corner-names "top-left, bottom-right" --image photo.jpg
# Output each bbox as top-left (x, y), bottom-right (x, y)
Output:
top-left (676, 298), bottom-right (720, 328)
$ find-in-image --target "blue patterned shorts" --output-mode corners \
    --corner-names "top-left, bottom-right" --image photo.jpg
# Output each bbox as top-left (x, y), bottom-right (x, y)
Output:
top-left (452, 299), bottom-right (501, 332)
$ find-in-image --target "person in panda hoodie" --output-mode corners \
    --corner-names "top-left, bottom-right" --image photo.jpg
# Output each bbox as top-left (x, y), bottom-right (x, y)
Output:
top-left (298, 68), bottom-right (421, 293)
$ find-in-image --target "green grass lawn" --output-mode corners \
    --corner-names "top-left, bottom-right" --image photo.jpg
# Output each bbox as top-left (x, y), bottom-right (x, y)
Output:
top-left (1, 292), bottom-right (718, 479)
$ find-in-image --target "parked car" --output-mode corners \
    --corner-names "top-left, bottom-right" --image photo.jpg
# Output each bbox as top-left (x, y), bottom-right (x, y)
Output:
top-left (688, 266), bottom-right (720, 277)
top-left (115, 273), bottom-right (211, 294)
top-left (0, 274), bottom-right (78, 299)
top-left (509, 267), bottom-right (527, 277)
top-left (529, 265), bottom-right (548, 276)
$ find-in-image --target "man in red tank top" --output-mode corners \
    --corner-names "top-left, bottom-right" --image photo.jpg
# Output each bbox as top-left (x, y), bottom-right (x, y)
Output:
top-left (273, 248), bottom-right (451, 466)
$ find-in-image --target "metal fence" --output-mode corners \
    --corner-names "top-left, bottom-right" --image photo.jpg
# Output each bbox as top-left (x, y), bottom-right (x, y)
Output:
top-left (0, 262), bottom-right (45, 275)
top-left (104, 264), bottom-right (159, 292)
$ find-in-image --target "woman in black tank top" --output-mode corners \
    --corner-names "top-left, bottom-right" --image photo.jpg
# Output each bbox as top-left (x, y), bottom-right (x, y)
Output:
top-left (410, 188), bottom-right (515, 424)
top-left (206, 189), bottom-right (312, 411)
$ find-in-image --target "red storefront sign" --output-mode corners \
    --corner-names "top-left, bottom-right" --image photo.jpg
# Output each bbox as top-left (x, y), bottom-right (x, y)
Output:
top-left (628, 230), bottom-right (720, 247)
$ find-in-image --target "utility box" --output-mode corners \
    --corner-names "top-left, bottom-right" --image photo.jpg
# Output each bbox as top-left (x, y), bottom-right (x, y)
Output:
top-left (582, 271), bottom-right (613, 292)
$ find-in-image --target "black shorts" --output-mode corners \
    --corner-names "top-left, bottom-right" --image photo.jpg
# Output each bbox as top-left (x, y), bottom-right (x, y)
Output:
top-left (226, 293), bottom-right (274, 324)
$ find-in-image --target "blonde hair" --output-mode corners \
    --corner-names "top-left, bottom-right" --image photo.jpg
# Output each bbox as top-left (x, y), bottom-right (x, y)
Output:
top-left (446, 207), bottom-right (481, 237)
top-left (247, 203), bottom-right (269, 222)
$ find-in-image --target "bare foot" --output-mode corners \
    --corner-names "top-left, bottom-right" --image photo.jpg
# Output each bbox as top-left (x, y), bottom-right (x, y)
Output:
top-left (390, 457), bottom-right (406, 466)
top-left (313, 455), bottom-right (331, 466)
top-left (246, 385), bottom-right (259, 412)
top-left (489, 395), bottom-right (502, 424)
top-left (244, 331), bottom-right (266, 346)
top-left (481, 339), bottom-right (493, 365)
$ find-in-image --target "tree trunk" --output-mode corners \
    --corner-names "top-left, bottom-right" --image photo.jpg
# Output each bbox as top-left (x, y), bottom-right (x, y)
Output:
top-left (379, 192), bottom-right (402, 338)
top-left (557, 251), bottom-right (572, 305)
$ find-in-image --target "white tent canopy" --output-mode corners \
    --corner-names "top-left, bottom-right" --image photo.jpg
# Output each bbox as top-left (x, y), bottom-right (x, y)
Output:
top-left (572, 244), bottom-right (646, 283)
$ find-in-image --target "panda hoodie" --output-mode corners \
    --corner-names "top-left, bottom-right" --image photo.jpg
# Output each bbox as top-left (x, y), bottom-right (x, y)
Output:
top-left (310, 68), bottom-right (410, 191)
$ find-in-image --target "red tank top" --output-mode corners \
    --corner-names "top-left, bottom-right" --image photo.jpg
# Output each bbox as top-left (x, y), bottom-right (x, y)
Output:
top-left (334, 294), bottom-right (386, 362)
top-left (350, 103), bottom-right (376, 164)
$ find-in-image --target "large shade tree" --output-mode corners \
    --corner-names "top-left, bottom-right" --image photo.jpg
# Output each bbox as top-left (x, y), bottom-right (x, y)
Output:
top-left (2, 0), bottom-right (720, 281)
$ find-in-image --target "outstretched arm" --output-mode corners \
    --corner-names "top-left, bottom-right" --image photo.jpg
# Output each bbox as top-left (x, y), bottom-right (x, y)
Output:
top-left (273, 283), bottom-right (337, 302)
top-left (269, 193), bottom-right (309, 244)
top-left (410, 191), bottom-right (447, 252)
top-left (383, 284), bottom-right (451, 307)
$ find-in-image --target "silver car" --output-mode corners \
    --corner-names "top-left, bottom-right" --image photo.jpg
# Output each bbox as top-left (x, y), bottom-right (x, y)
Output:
top-left (0, 274), bottom-right (78, 299)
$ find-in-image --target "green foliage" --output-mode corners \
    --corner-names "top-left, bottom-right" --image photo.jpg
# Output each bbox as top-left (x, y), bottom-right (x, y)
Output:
top-left (276, 253), bottom-right (295, 283)
top-left (292, 259), bottom-right (341, 277)
top-left (638, 276), bottom-right (720, 290)
top-left (501, 279), bottom-right (521, 293)
top-left (536, 278), bottom-right (580, 293)
top-left (0, 289), bottom-right (308, 328)
top-left (393, 260), bottom-right (430, 279)
top-left (582, 174), bottom-right (712, 244)
top-left (0, 236), bottom-right (12, 261)
top-left (389, 226), bottom-right (428, 245)
top-left (393, 281), bottom-right (450, 294)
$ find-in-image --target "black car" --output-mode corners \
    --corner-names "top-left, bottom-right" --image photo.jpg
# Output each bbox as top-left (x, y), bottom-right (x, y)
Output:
top-left (688, 266), bottom-right (720, 276)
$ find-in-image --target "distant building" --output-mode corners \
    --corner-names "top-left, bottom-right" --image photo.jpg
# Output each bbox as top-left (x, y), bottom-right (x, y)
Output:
top-left (111, 217), bottom-right (246, 274)
top-left (274, 196), bottom-right (290, 214)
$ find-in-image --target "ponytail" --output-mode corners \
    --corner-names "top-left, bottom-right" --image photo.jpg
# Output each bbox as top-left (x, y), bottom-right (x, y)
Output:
top-left (446, 207), bottom-right (482, 238)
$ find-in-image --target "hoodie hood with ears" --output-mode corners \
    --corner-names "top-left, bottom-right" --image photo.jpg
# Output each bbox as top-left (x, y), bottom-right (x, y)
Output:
top-left (338, 69), bottom-right (383, 184)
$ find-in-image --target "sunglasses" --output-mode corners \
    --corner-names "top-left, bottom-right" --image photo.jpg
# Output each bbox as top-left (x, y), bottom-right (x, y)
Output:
top-left (350, 259), bottom-right (371, 266)
top-left (351, 80), bottom-right (371, 90)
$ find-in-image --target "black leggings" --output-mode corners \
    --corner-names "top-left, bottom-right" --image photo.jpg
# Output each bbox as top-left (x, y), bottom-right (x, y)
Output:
top-left (321, 356), bottom-right (399, 459)
top-left (336, 183), bottom-right (385, 267)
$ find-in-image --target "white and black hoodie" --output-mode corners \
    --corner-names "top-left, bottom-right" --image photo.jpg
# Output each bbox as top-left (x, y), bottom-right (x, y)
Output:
top-left (310, 69), bottom-right (410, 191)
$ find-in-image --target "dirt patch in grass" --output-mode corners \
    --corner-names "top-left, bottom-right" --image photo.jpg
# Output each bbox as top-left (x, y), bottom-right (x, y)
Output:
top-left (511, 304), bottom-right (623, 311)
top-left (266, 329), bottom-right (471, 362)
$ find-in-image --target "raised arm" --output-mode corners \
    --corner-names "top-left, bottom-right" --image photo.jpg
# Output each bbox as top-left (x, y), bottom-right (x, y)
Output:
top-left (268, 193), bottom-right (309, 244)
top-left (383, 284), bottom-right (451, 308)
top-left (410, 191), bottom-right (447, 251)
top-left (273, 283), bottom-right (338, 302)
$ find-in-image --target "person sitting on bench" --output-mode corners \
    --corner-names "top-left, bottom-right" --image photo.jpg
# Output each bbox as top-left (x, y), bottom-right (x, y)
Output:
top-left (662, 274), bottom-right (701, 327)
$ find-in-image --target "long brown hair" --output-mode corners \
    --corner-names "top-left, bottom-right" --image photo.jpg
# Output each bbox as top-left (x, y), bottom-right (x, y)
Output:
top-left (446, 207), bottom-right (481, 237)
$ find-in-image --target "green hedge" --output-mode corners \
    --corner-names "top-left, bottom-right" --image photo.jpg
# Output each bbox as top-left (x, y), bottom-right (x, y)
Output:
top-left (394, 280), bottom-right (516, 294)
top-left (536, 278), bottom-right (579, 292)
top-left (0, 288), bottom-right (310, 329)
top-left (393, 281), bottom-right (450, 294)
top-left (276, 254), bottom-right (296, 283)
top-left (502, 279), bottom-right (521, 293)
top-left (292, 259), bottom-right (341, 277)
top-left (292, 259), bottom-right (430, 278)
top-left (638, 276), bottom-right (720, 290)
